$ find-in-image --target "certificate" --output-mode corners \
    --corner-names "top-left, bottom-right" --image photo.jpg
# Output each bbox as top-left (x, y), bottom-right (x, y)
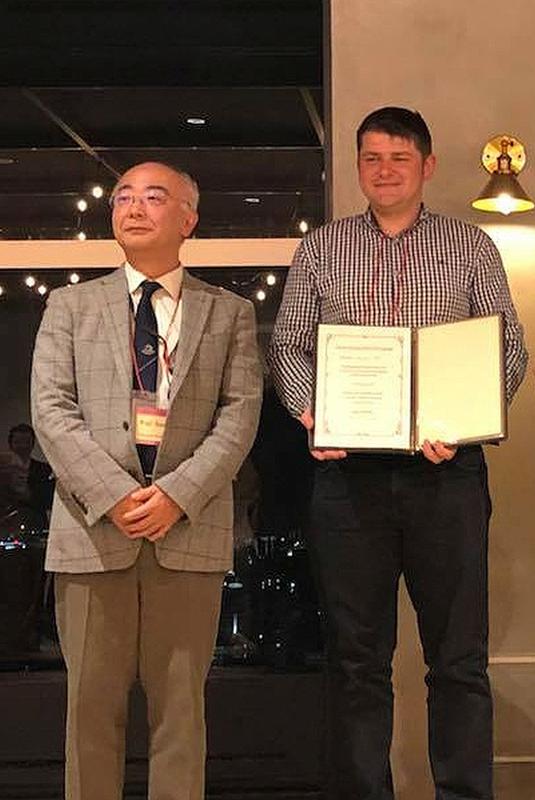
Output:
top-left (313, 315), bottom-right (506, 452)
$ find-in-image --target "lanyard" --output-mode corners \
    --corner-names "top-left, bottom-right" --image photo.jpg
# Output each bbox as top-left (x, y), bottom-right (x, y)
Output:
top-left (366, 235), bottom-right (409, 325)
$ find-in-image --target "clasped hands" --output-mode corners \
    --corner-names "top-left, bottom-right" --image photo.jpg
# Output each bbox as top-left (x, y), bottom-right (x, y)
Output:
top-left (109, 484), bottom-right (183, 542)
top-left (299, 408), bottom-right (457, 465)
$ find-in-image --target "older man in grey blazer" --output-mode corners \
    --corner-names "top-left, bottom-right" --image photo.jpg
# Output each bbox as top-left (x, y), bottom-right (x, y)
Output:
top-left (31, 162), bottom-right (263, 800)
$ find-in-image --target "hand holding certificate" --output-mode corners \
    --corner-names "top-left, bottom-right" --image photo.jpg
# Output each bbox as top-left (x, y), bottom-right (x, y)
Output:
top-left (313, 315), bottom-right (506, 452)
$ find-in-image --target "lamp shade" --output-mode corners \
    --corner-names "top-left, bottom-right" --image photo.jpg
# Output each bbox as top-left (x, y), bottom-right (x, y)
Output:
top-left (472, 172), bottom-right (534, 215)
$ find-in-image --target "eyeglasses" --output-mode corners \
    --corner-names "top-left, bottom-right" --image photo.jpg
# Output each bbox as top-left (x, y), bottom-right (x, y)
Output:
top-left (109, 188), bottom-right (193, 209)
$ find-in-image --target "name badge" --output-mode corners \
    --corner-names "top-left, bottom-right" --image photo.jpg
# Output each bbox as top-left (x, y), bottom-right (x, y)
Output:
top-left (132, 391), bottom-right (168, 446)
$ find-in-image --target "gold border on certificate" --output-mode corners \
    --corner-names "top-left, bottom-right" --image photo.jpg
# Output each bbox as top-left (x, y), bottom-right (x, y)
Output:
top-left (313, 324), bottom-right (413, 451)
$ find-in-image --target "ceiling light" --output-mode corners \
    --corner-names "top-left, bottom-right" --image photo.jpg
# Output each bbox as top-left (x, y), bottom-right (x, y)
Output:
top-left (76, 199), bottom-right (88, 212)
top-left (256, 289), bottom-right (266, 302)
top-left (245, 197), bottom-right (261, 204)
top-left (298, 219), bottom-right (309, 233)
top-left (25, 275), bottom-right (36, 288)
top-left (91, 185), bottom-right (104, 199)
top-left (266, 273), bottom-right (277, 286)
top-left (186, 117), bottom-right (207, 125)
top-left (69, 272), bottom-right (80, 284)
top-left (0, 286), bottom-right (4, 297)
top-left (37, 284), bottom-right (48, 296)
top-left (76, 231), bottom-right (87, 241)
top-left (0, 157), bottom-right (15, 165)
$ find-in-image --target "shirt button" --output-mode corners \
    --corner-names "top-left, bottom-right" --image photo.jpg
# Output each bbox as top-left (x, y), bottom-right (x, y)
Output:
top-left (122, 421), bottom-right (129, 431)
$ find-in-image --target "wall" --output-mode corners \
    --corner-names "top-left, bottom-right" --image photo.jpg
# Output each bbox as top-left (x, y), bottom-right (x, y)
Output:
top-left (328, 2), bottom-right (535, 797)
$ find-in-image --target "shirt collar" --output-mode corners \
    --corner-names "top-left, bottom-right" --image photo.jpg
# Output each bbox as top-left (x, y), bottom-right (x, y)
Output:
top-left (363, 204), bottom-right (431, 237)
top-left (124, 261), bottom-right (183, 301)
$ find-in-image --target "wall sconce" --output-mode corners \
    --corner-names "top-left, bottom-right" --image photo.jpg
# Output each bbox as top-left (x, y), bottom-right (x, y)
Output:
top-left (472, 135), bottom-right (534, 215)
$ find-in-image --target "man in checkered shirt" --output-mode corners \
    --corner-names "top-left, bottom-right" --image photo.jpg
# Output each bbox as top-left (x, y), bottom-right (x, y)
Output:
top-left (268, 107), bottom-right (528, 800)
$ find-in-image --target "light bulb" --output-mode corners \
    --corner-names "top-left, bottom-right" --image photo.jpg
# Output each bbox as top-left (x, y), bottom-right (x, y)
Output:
top-left (495, 193), bottom-right (515, 215)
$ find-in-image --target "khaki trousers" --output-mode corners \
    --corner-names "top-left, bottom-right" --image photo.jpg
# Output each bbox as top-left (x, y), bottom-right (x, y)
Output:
top-left (55, 541), bottom-right (224, 800)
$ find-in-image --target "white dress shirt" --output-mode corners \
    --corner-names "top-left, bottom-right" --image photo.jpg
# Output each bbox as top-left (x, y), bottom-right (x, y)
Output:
top-left (125, 262), bottom-right (183, 407)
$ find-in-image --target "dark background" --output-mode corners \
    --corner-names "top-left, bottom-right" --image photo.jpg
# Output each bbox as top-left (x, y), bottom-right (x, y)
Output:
top-left (0, 1), bottom-right (325, 239)
top-left (0, 7), bottom-right (326, 797)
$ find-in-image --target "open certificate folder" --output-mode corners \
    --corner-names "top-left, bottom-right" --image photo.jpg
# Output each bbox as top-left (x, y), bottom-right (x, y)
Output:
top-left (312, 315), bottom-right (506, 452)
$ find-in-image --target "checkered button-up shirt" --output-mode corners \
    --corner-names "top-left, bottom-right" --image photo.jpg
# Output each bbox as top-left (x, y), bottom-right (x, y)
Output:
top-left (268, 206), bottom-right (528, 416)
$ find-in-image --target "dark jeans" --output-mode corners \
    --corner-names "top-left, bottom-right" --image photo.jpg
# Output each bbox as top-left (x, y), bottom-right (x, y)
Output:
top-left (307, 446), bottom-right (493, 800)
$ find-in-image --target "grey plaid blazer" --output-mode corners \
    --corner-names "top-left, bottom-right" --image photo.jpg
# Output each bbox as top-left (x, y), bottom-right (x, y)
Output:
top-left (31, 267), bottom-right (263, 574)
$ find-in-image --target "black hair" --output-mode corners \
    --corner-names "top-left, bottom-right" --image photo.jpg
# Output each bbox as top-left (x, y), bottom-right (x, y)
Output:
top-left (8, 423), bottom-right (35, 447)
top-left (357, 107), bottom-right (432, 158)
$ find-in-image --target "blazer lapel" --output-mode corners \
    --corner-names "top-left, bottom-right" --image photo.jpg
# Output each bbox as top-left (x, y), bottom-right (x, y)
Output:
top-left (168, 271), bottom-right (213, 406)
top-left (97, 267), bottom-right (132, 393)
